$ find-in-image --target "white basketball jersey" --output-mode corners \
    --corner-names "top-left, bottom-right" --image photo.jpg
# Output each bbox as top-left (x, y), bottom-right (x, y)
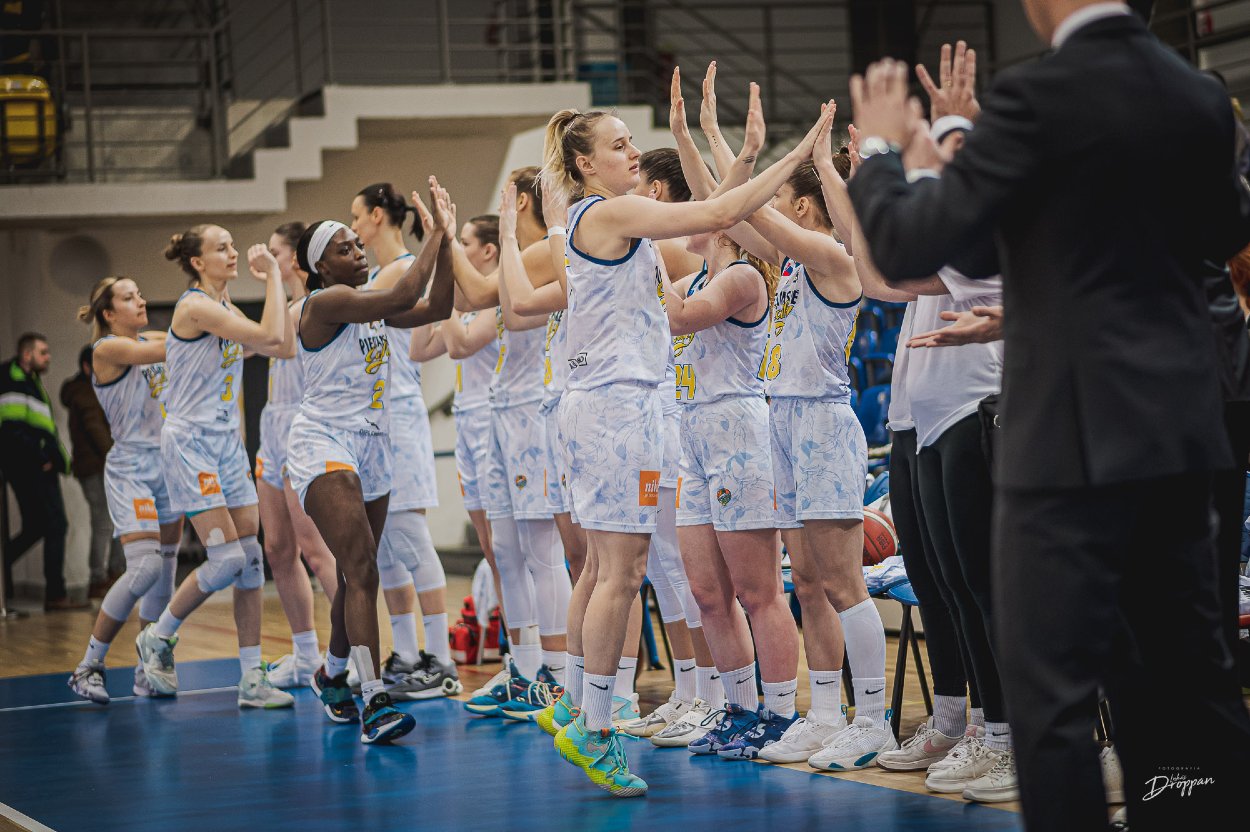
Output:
top-left (368, 253), bottom-right (423, 402)
top-left (672, 264), bottom-right (769, 404)
top-left (763, 257), bottom-right (858, 402)
top-left (298, 290), bottom-right (390, 433)
top-left (163, 289), bottom-right (244, 430)
top-left (267, 297), bottom-right (305, 409)
top-left (490, 306), bottom-right (545, 408)
top-left (564, 196), bottom-right (669, 392)
top-left (92, 336), bottom-right (167, 447)
top-left (453, 311), bottom-right (497, 414)
top-left (542, 309), bottom-right (569, 408)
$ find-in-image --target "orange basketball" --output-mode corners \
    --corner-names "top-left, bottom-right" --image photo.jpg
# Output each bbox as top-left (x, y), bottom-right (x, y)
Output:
top-left (863, 507), bottom-right (899, 565)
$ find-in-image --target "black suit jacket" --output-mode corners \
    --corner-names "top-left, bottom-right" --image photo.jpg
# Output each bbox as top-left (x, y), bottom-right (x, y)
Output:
top-left (849, 13), bottom-right (1250, 489)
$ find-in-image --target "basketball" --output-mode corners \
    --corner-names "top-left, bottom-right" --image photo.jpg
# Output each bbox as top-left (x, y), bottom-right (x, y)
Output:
top-left (863, 507), bottom-right (899, 566)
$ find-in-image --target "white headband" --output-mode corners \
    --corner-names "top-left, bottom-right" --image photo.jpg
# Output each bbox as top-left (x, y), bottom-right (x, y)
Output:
top-left (307, 221), bottom-right (348, 274)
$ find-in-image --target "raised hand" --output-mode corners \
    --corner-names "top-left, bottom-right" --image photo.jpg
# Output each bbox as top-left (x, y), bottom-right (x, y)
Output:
top-left (901, 100), bottom-right (947, 173)
top-left (907, 305), bottom-right (1003, 347)
top-left (741, 81), bottom-right (767, 160)
top-left (849, 59), bottom-right (913, 147)
top-left (498, 182), bottom-right (518, 241)
top-left (847, 123), bottom-right (864, 175)
top-left (411, 190), bottom-right (435, 236)
top-left (812, 97), bottom-right (836, 166)
top-left (699, 61), bottom-right (720, 137)
top-left (915, 40), bottom-right (980, 122)
top-left (428, 176), bottom-right (452, 232)
top-left (541, 173), bottom-right (568, 230)
top-left (669, 66), bottom-right (690, 137)
top-left (792, 99), bottom-right (837, 159)
top-left (247, 243), bottom-right (279, 281)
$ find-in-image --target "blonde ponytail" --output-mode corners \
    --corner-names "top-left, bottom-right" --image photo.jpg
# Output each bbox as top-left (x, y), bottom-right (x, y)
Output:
top-left (80, 276), bottom-right (122, 342)
top-left (541, 108), bottom-right (609, 203)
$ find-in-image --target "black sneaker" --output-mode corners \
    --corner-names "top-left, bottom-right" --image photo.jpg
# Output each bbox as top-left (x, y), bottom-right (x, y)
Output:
top-left (311, 666), bottom-right (359, 724)
top-left (360, 691), bottom-right (416, 745)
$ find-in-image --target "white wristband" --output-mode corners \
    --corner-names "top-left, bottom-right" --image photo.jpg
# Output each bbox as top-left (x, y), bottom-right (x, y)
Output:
top-left (547, 226), bottom-right (567, 237)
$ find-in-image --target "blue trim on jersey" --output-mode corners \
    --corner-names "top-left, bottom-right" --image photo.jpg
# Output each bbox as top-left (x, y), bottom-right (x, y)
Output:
top-left (698, 260), bottom-right (767, 328)
top-left (568, 196), bottom-right (641, 266)
top-left (297, 289), bottom-right (349, 352)
top-left (169, 288), bottom-right (215, 341)
top-left (685, 266), bottom-right (709, 297)
top-left (92, 364), bottom-right (131, 388)
top-left (804, 270), bottom-right (861, 309)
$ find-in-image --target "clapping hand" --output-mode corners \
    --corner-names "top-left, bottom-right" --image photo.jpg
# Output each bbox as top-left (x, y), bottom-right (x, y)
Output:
top-left (428, 177), bottom-right (453, 232)
top-left (915, 41), bottom-right (980, 122)
top-left (850, 59), bottom-right (914, 148)
top-left (499, 182), bottom-right (518, 241)
top-left (411, 190), bottom-right (435, 236)
top-left (669, 66), bottom-right (690, 138)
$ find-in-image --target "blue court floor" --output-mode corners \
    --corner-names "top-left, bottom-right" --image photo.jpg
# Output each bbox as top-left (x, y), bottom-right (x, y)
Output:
top-left (0, 660), bottom-right (1022, 832)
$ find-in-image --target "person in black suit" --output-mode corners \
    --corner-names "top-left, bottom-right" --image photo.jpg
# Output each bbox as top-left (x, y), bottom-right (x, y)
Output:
top-left (846, 2), bottom-right (1250, 830)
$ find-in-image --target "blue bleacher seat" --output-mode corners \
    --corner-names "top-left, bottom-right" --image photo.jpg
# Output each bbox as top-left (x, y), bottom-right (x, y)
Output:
top-left (857, 384), bottom-right (891, 446)
top-left (847, 355), bottom-right (865, 391)
top-left (851, 327), bottom-right (878, 360)
top-left (880, 325), bottom-right (901, 354)
top-left (879, 302), bottom-right (908, 329)
top-left (863, 352), bottom-right (894, 387)
top-left (857, 303), bottom-right (884, 334)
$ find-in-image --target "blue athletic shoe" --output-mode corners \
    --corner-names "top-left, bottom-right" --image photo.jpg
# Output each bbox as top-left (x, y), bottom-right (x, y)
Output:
top-left (536, 664), bottom-right (560, 687)
top-left (463, 666), bottom-right (514, 716)
top-left (687, 703), bottom-right (759, 756)
top-left (717, 708), bottom-right (798, 760)
top-left (501, 679), bottom-right (563, 721)
top-left (555, 712), bottom-right (648, 797)
top-left (360, 692), bottom-right (416, 745)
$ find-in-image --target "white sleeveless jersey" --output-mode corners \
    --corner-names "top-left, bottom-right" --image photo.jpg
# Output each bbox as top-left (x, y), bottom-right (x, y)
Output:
top-left (763, 257), bottom-right (859, 402)
top-left (672, 264), bottom-right (769, 404)
top-left (92, 336), bottom-right (167, 447)
top-left (564, 196), bottom-right (669, 391)
top-left (367, 254), bottom-right (423, 401)
top-left (267, 299), bottom-right (305, 409)
top-left (542, 309), bottom-right (569, 407)
top-left (163, 289), bottom-right (245, 431)
top-left (453, 311), bottom-right (497, 413)
top-left (298, 291), bottom-right (390, 433)
top-left (489, 305), bottom-right (545, 408)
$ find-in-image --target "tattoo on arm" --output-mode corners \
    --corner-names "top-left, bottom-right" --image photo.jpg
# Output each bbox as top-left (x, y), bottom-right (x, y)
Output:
top-left (741, 155), bottom-right (756, 164)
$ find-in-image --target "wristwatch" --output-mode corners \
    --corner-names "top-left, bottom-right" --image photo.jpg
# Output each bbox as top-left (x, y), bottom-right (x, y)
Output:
top-left (859, 136), bottom-right (901, 160)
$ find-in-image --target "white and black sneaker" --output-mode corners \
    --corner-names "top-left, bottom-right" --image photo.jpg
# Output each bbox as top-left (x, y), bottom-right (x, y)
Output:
top-left (68, 661), bottom-right (109, 704)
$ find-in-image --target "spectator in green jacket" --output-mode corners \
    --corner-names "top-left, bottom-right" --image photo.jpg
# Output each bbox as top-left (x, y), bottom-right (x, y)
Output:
top-left (1, 332), bottom-right (82, 609)
top-left (61, 344), bottom-right (123, 597)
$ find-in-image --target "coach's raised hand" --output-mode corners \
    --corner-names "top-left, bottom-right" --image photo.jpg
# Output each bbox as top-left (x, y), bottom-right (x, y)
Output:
top-left (915, 40), bottom-right (980, 123)
top-left (849, 59), bottom-right (914, 149)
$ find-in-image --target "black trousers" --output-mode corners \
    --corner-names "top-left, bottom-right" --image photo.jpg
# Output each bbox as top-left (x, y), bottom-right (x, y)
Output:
top-left (889, 429), bottom-right (971, 700)
top-left (1, 459), bottom-right (68, 600)
top-left (917, 413), bottom-right (1005, 722)
top-left (995, 472), bottom-right (1250, 832)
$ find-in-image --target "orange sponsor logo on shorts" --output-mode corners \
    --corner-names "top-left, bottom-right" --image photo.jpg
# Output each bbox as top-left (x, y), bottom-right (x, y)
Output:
top-left (675, 476), bottom-right (682, 509)
top-left (638, 470), bottom-right (660, 507)
top-left (255, 456), bottom-right (265, 478)
top-left (133, 498), bottom-right (158, 520)
top-left (457, 471), bottom-right (465, 497)
top-left (325, 460), bottom-right (355, 473)
top-left (198, 472), bottom-right (222, 496)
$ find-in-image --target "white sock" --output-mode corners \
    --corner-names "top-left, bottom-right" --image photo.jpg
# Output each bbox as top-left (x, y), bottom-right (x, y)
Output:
top-left (350, 645), bottom-right (381, 701)
top-left (423, 613), bottom-right (451, 664)
top-left (762, 678), bottom-right (798, 718)
top-left (541, 649), bottom-right (566, 685)
top-left (970, 707), bottom-right (985, 728)
top-left (721, 662), bottom-right (758, 711)
top-left (582, 672), bottom-right (616, 731)
top-left (614, 656), bottom-right (638, 699)
top-left (513, 642), bottom-right (542, 679)
top-left (674, 657), bottom-right (697, 703)
top-left (325, 650), bottom-right (349, 678)
top-left (808, 669), bottom-right (843, 724)
top-left (839, 598), bottom-right (887, 722)
top-left (361, 678), bottom-right (385, 700)
top-left (696, 665), bottom-right (723, 707)
top-left (933, 695), bottom-right (967, 737)
top-left (566, 655), bottom-right (585, 706)
top-left (984, 721), bottom-right (1012, 751)
top-left (239, 644), bottom-right (262, 675)
top-left (83, 635), bottom-right (109, 665)
top-left (153, 608), bottom-right (182, 639)
top-left (389, 613), bottom-right (421, 665)
top-left (292, 629), bottom-right (319, 660)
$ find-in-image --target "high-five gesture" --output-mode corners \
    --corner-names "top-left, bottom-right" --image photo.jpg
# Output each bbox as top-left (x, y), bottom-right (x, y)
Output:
top-left (428, 176), bottom-right (453, 232)
top-left (699, 61), bottom-right (721, 139)
top-left (541, 173), bottom-right (568, 232)
top-left (915, 40), bottom-right (980, 122)
top-left (669, 66), bottom-right (690, 138)
top-left (498, 182), bottom-right (518, 241)
top-left (741, 81), bottom-right (767, 162)
top-left (849, 59), bottom-right (914, 147)
top-left (411, 189), bottom-right (435, 236)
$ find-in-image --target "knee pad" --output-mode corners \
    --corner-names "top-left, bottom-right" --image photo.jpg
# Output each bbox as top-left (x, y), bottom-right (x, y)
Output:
top-left (376, 545), bottom-right (415, 591)
top-left (382, 511), bottom-right (446, 592)
top-left (233, 535), bottom-right (265, 590)
top-left (100, 539), bottom-right (162, 621)
top-left (647, 498), bottom-right (689, 624)
top-left (491, 516), bottom-right (538, 629)
top-left (646, 542), bottom-right (685, 625)
top-left (516, 519), bottom-right (571, 636)
top-left (138, 547), bottom-right (177, 622)
top-left (196, 538), bottom-right (247, 593)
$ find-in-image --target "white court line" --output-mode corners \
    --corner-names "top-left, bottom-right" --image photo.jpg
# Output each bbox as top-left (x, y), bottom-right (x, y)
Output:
top-left (0, 685), bottom-right (237, 714)
top-left (0, 800), bottom-right (58, 832)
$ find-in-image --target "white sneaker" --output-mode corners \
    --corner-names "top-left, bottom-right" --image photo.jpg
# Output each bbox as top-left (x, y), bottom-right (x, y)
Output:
top-left (68, 661), bottom-right (109, 704)
top-left (135, 624), bottom-right (178, 695)
top-left (622, 691), bottom-right (691, 738)
top-left (611, 692), bottom-right (641, 727)
top-left (237, 666), bottom-right (295, 709)
top-left (651, 698), bottom-right (715, 747)
top-left (133, 664), bottom-right (158, 697)
top-left (927, 723), bottom-right (986, 772)
top-left (962, 747), bottom-right (1019, 802)
top-left (925, 736), bottom-right (996, 792)
top-left (808, 715), bottom-right (899, 771)
top-left (877, 717), bottom-right (963, 771)
top-left (265, 652), bottom-right (320, 689)
top-left (1101, 745), bottom-right (1124, 804)
top-left (759, 711), bottom-right (848, 763)
top-left (470, 666), bottom-right (510, 698)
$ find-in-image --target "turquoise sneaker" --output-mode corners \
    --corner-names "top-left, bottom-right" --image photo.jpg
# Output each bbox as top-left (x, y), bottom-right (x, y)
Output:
top-left (501, 679), bottom-right (562, 722)
top-left (537, 687), bottom-right (576, 736)
top-left (555, 712), bottom-right (648, 798)
top-left (463, 665), bottom-right (515, 717)
top-left (610, 692), bottom-right (641, 727)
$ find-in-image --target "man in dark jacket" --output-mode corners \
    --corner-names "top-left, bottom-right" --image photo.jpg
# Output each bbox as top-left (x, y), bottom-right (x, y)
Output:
top-left (60, 344), bottom-right (121, 598)
top-left (1, 332), bottom-right (82, 609)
